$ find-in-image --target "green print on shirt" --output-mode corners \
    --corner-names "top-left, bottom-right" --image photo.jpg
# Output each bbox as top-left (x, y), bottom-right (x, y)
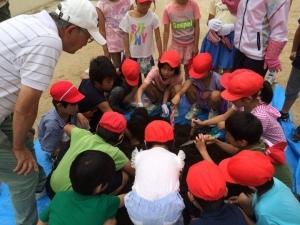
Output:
top-left (130, 22), bottom-right (148, 45)
top-left (172, 20), bottom-right (193, 30)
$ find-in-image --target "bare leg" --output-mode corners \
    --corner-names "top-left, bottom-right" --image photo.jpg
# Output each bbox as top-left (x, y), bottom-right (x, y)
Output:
top-left (110, 52), bottom-right (122, 70)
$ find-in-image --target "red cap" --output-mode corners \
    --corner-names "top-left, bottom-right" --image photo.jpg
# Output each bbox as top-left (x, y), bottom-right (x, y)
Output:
top-left (98, 111), bottom-right (127, 134)
top-left (219, 150), bottom-right (275, 187)
top-left (144, 120), bottom-right (174, 143)
top-left (189, 53), bottom-right (212, 79)
top-left (220, 69), bottom-right (264, 101)
top-left (50, 80), bottom-right (85, 103)
top-left (265, 142), bottom-right (287, 165)
top-left (121, 58), bottom-right (140, 87)
top-left (159, 50), bottom-right (181, 68)
top-left (187, 160), bottom-right (227, 201)
top-left (137, 0), bottom-right (152, 3)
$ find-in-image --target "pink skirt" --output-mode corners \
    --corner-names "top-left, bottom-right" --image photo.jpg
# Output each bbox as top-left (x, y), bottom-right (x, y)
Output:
top-left (169, 41), bottom-right (194, 65)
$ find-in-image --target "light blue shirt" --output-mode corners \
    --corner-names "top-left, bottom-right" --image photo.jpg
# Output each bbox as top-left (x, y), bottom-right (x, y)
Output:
top-left (38, 108), bottom-right (77, 153)
top-left (253, 178), bottom-right (300, 225)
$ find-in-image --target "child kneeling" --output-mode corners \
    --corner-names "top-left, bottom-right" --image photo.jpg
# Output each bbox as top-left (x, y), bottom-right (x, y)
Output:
top-left (125, 120), bottom-right (185, 225)
top-left (38, 150), bottom-right (124, 225)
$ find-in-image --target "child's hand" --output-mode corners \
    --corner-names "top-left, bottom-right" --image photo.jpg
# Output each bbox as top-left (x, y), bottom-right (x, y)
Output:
top-left (191, 118), bottom-right (204, 127)
top-left (194, 134), bottom-right (207, 152)
top-left (203, 134), bottom-right (216, 144)
top-left (77, 113), bottom-right (90, 129)
top-left (171, 93), bottom-right (181, 106)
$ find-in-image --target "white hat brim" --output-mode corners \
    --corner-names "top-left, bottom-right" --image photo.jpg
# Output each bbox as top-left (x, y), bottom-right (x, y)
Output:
top-left (88, 27), bottom-right (106, 45)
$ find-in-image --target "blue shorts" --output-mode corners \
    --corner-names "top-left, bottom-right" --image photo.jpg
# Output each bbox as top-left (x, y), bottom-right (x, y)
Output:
top-left (125, 191), bottom-right (185, 225)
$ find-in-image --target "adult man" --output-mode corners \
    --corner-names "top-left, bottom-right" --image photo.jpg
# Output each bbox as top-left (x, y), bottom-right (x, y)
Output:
top-left (0, 0), bottom-right (105, 224)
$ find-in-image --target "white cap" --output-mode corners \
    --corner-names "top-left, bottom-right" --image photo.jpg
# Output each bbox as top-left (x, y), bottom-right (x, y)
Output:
top-left (55, 0), bottom-right (106, 45)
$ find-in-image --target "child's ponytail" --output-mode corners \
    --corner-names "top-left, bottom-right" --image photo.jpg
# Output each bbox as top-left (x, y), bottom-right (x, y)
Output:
top-left (260, 81), bottom-right (273, 104)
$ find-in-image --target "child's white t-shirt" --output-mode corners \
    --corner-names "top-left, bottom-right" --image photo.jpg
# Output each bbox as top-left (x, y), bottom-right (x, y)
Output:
top-left (131, 147), bottom-right (185, 201)
top-left (119, 11), bottom-right (160, 58)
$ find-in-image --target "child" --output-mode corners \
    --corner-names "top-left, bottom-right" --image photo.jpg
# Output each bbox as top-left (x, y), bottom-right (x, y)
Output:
top-left (119, 0), bottom-right (162, 76)
top-left (280, 17), bottom-right (300, 141)
top-left (38, 80), bottom-right (88, 159)
top-left (109, 58), bottom-right (140, 113)
top-left (135, 50), bottom-right (182, 116)
top-left (172, 53), bottom-right (223, 120)
top-left (222, 0), bottom-right (290, 76)
top-left (163, 0), bottom-right (200, 77)
top-left (48, 111), bottom-right (133, 198)
top-left (219, 150), bottom-right (300, 225)
top-left (126, 107), bottom-right (149, 149)
top-left (195, 111), bottom-right (292, 188)
top-left (38, 150), bottom-right (124, 225)
top-left (186, 160), bottom-right (249, 225)
top-left (78, 56), bottom-right (116, 132)
top-left (96, 0), bottom-right (133, 69)
top-left (200, 0), bottom-right (236, 72)
top-left (193, 69), bottom-right (286, 145)
top-left (125, 120), bottom-right (185, 225)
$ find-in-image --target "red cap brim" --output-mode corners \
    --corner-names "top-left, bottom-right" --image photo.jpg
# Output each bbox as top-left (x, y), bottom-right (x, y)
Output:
top-left (189, 67), bottom-right (207, 79)
top-left (221, 90), bottom-right (243, 102)
top-left (220, 72), bottom-right (232, 89)
top-left (65, 93), bottom-right (85, 104)
top-left (125, 78), bottom-right (139, 87)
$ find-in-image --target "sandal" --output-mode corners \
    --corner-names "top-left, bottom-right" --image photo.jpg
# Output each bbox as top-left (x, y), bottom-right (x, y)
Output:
top-left (292, 126), bottom-right (300, 142)
top-left (279, 111), bottom-right (289, 121)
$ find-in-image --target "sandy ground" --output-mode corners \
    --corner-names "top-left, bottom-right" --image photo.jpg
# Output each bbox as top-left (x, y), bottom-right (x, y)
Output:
top-left (34, 0), bottom-right (300, 127)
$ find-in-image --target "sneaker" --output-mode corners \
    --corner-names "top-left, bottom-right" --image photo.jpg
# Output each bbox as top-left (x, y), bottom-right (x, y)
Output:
top-left (292, 126), bottom-right (300, 142)
top-left (185, 104), bottom-right (200, 120)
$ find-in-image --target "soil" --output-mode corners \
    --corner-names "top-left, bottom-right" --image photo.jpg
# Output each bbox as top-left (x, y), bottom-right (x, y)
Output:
top-left (35, 0), bottom-right (300, 127)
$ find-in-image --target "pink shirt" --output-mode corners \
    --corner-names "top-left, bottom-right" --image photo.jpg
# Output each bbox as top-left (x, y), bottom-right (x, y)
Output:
top-left (163, 0), bottom-right (200, 45)
top-left (232, 103), bottom-right (286, 144)
top-left (251, 103), bottom-right (286, 145)
top-left (97, 0), bottom-right (132, 52)
top-left (144, 67), bottom-right (182, 92)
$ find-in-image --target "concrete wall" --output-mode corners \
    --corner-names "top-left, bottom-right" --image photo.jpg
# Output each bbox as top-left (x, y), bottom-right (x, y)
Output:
top-left (9, 0), bottom-right (57, 16)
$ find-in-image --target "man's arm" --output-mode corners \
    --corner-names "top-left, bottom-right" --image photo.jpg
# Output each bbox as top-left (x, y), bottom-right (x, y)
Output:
top-left (13, 85), bottom-right (41, 175)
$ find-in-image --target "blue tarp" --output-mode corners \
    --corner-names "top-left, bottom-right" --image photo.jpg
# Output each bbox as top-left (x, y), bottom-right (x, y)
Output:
top-left (0, 85), bottom-right (299, 224)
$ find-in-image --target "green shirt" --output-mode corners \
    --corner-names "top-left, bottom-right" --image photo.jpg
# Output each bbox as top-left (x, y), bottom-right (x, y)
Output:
top-left (40, 191), bottom-right (120, 225)
top-left (50, 127), bottom-right (129, 192)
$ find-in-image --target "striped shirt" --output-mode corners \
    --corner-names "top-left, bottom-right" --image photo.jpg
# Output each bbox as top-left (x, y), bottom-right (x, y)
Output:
top-left (0, 10), bottom-right (62, 123)
top-left (232, 103), bottom-right (286, 144)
